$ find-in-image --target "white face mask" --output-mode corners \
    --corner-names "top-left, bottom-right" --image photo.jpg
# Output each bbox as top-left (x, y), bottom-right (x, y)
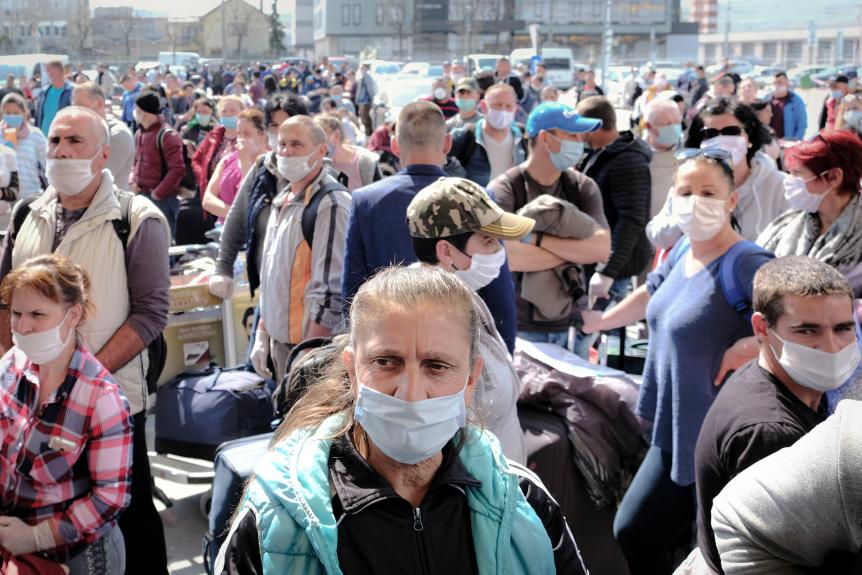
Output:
top-left (13, 309), bottom-right (74, 365)
top-left (843, 110), bottom-right (862, 131)
top-left (354, 382), bottom-right (467, 465)
top-left (46, 150), bottom-right (101, 196)
top-left (783, 174), bottom-right (830, 213)
top-left (701, 135), bottom-right (747, 166)
top-left (433, 87), bottom-right (448, 101)
top-left (453, 246), bottom-right (507, 290)
top-left (132, 108), bottom-right (145, 126)
top-left (672, 195), bottom-right (728, 241)
top-left (276, 152), bottom-right (317, 182)
top-left (485, 109), bottom-right (515, 130)
top-left (770, 331), bottom-right (861, 392)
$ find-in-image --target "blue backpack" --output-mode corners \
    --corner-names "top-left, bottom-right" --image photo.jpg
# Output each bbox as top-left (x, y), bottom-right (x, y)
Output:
top-left (668, 236), bottom-right (772, 322)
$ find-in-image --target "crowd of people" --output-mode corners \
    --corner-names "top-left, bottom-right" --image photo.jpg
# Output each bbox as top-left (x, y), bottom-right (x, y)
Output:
top-left (0, 53), bottom-right (860, 575)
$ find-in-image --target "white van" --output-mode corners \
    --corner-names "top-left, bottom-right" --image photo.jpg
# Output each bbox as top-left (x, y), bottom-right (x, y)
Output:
top-left (465, 54), bottom-right (503, 76)
top-left (0, 53), bottom-right (70, 87)
top-left (158, 51), bottom-right (200, 69)
top-left (510, 47), bottom-right (577, 89)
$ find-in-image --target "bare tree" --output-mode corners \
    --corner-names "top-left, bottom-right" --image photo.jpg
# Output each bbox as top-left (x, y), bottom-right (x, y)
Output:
top-left (378, 0), bottom-right (408, 60)
top-left (117, 8), bottom-right (138, 60)
top-left (15, 0), bottom-right (51, 53)
top-left (69, 7), bottom-right (91, 59)
top-left (227, 0), bottom-right (256, 60)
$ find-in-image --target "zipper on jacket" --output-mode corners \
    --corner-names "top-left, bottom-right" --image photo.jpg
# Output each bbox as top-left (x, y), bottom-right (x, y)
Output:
top-left (412, 507), bottom-right (423, 531)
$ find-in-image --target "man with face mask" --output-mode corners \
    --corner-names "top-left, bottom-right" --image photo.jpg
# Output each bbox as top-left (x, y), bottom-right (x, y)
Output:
top-left (422, 77), bottom-right (459, 119)
top-left (0, 106), bottom-right (171, 575)
top-left (249, 115), bottom-right (351, 383)
top-left (681, 256), bottom-right (858, 575)
top-left (449, 83), bottom-right (526, 187)
top-left (643, 98), bottom-right (683, 218)
top-left (576, 96), bottom-right (653, 305)
top-left (130, 90), bottom-right (186, 236)
top-left (72, 81), bottom-right (134, 190)
top-left (769, 72), bottom-right (807, 140)
top-left (488, 102), bottom-right (611, 348)
top-left (818, 74), bottom-right (850, 131)
top-left (446, 77), bottom-right (482, 132)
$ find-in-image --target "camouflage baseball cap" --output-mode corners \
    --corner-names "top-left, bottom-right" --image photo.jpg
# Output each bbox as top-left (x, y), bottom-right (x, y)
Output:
top-left (407, 177), bottom-right (535, 240)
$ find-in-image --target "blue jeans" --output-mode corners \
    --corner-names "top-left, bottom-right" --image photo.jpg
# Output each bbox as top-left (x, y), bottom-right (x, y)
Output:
top-left (613, 445), bottom-right (696, 575)
top-left (517, 329), bottom-right (569, 348)
top-left (144, 193), bottom-right (178, 239)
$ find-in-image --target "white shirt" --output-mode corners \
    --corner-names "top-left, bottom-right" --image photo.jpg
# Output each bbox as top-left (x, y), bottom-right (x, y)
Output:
top-left (484, 128), bottom-right (514, 181)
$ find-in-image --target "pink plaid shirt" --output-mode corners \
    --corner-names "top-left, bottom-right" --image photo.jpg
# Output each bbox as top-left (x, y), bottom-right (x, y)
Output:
top-left (0, 344), bottom-right (132, 561)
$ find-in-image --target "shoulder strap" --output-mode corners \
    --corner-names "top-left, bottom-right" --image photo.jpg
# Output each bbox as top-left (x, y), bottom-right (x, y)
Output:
top-left (9, 195), bottom-right (39, 244)
top-left (558, 170), bottom-right (582, 205)
top-left (719, 240), bottom-right (761, 321)
top-left (506, 167), bottom-right (528, 211)
top-left (155, 125), bottom-right (171, 180)
top-left (301, 179), bottom-right (347, 246)
top-left (453, 125), bottom-right (477, 168)
top-left (111, 191), bottom-right (134, 250)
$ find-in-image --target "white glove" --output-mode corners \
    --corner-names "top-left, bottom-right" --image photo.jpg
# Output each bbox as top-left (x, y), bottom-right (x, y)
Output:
top-left (0, 517), bottom-right (54, 555)
top-left (588, 273), bottom-right (614, 304)
top-left (208, 274), bottom-right (234, 300)
top-left (250, 330), bottom-right (272, 379)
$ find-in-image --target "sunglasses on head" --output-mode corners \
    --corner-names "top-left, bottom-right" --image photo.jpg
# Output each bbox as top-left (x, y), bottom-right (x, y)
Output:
top-left (700, 126), bottom-right (743, 139)
top-left (675, 147), bottom-right (733, 168)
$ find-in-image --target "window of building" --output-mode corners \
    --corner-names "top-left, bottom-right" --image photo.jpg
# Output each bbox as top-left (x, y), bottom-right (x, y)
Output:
top-left (353, 4), bottom-right (361, 25)
top-left (342, 4), bottom-right (350, 25)
top-left (843, 39), bottom-right (856, 61)
top-left (704, 44), bottom-right (716, 61)
top-left (786, 41), bottom-right (803, 62)
top-left (762, 42), bottom-right (777, 62)
top-left (817, 40), bottom-right (832, 64)
top-left (741, 42), bottom-right (755, 57)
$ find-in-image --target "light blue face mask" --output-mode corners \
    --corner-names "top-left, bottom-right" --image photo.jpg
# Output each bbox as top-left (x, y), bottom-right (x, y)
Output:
top-left (548, 133), bottom-right (585, 171)
top-left (196, 113), bottom-right (211, 126)
top-left (656, 123), bottom-right (682, 148)
top-left (456, 98), bottom-right (476, 112)
top-left (3, 114), bottom-right (24, 129)
top-left (831, 90), bottom-right (844, 101)
top-left (220, 115), bottom-right (238, 129)
top-left (354, 383), bottom-right (467, 465)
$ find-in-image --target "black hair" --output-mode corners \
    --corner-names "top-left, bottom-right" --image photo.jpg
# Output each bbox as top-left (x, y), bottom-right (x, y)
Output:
top-left (474, 71), bottom-right (495, 96)
top-left (265, 94), bottom-right (308, 126)
top-left (263, 75), bottom-right (277, 95)
top-left (411, 232), bottom-right (473, 265)
top-left (242, 306), bottom-right (255, 327)
top-left (774, 71), bottom-right (788, 80)
top-left (678, 154), bottom-right (736, 191)
top-left (684, 97), bottom-right (770, 165)
top-left (749, 100), bottom-right (771, 113)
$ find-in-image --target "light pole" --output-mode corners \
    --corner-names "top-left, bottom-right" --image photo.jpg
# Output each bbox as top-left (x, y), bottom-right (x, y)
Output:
top-left (221, 0), bottom-right (227, 60)
top-left (599, 0), bottom-right (612, 94)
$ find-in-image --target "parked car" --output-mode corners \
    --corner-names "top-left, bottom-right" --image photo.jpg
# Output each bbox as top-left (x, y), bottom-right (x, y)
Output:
top-left (596, 66), bottom-right (634, 108)
top-left (746, 65), bottom-right (785, 88)
top-left (465, 53), bottom-right (503, 76)
top-left (371, 76), bottom-right (434, 130)
top-left (510, 47), bottom-right (581, 89)
top-left (400, 62), bottom-right (445, 77)
top-left (787, 64), bottom-right (830, 89)
top-left (706, 60), bottom-right (755, 77)
top-left (364, 60), bottom-right (403, 78)
top-left (811, 64), bottom-right (860, 86)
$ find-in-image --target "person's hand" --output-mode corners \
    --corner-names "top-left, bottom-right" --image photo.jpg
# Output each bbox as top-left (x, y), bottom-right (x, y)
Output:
top-left (0, 517), bottom-right (37, 555)
top-left (588, 273), bottom-right (614, 302)
top-left (208, 274), bottom-right (234, 300)
top-left (714, 338), bottom-right (755, 386)
top-left (580, 310), bottom-right (605, 334)
top-left (250, 330), bottom-right (271, 379)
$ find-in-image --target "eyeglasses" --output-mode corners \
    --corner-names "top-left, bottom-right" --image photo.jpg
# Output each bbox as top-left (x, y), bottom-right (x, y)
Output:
top-left (700, 126), bottom-right (743, 139)
top-left (675, 147), bottom-right (733, 169)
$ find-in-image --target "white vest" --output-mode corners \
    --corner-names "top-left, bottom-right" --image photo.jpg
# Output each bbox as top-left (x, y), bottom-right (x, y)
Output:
top-left (12, 170), bottom-right (169, 414)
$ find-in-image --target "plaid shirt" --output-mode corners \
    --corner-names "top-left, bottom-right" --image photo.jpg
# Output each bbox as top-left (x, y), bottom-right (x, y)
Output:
top-left (0, 344), bottom-right (132, 561)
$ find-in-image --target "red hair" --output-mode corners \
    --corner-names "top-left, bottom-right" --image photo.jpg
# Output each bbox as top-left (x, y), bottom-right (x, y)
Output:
top-left (785, 130), bottom-right (862, 195)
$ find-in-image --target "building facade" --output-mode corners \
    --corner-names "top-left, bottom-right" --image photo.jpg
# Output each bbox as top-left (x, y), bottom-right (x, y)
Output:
top-left (284, 0), bottom-right (314, 57)
top-left (200, 0), bottom-right (270, 59)
top-left (90, 7), bottom-right (169, 61)
top-left (699, 25), bottom-right (862, 69)
top-left (0, 0), bottom-right (90, 56)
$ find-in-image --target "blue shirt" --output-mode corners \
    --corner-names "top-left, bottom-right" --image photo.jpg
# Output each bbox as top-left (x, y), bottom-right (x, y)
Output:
top-left (342, 164), bottom-right (518, 352)
top-left (40, 86), bottom-right (62, 135)
top-left (121, 83), bottom-right (141, 124)
top-left (637, 243), bottom-right (772, 485)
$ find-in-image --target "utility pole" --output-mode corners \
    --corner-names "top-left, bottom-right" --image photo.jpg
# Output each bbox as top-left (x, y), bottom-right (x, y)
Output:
top-left (722, 0), bottom-right (731, 61)
top-left (221, 0), bottom-right (227, 60)
top-left (600, 0), bottom-right (612, 94)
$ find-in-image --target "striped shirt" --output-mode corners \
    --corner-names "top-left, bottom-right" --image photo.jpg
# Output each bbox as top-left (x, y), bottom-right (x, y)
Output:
top-left (13, 128), bottom-right (47, 198)
top-left (0, 344), bottom-right (133, 561)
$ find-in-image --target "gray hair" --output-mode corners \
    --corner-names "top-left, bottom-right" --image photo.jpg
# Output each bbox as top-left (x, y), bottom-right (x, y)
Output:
top-left (645, 98), bottom-right (682, 125)
top-left (53, 106), bottom-right (111, 148)
top-left (395, 101), bottom-right (446, 152)
top-left (72, 81), bottom-right (105, 103)
top-left (281, 114), bottom-right (327, 146)
top-left (754, 256), bottom-right (854, 327)
top-left (349, 266), bottom-right (481, 363)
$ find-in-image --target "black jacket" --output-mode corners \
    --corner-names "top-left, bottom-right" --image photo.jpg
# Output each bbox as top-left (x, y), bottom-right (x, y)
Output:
top-left (578, 131), bottom-right (653, 279)
top-left (218, 434), bottom-right (587, 575)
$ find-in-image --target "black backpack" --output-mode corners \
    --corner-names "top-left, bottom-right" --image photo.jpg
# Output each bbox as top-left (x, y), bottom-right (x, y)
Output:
top-left (300, 176), bottom-right (349, 246)
top-left (10, 191), bottom-right (167, 395)
top-left (272, 335), bottom-right (348, 418)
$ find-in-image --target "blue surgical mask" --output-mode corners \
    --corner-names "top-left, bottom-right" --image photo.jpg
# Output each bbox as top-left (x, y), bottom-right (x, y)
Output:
top-left (456, 98), bottom-right (476, 112)
top-left (3, 114), bottom-right (24, 129)
top-left (332, 95), bottom-right (343, 104)
top-left (831, 90), bottom-right (844, 101)
top-left (656, 124), bottom-right (682, 148)
top-left (196, 113), bottom-right (211, 126)
top-left (548, 133), bottom-right (585, 171)
top-left (354, 382), bottom-right (468, 465)
top-left (220, 115), bottom-right (238, 129)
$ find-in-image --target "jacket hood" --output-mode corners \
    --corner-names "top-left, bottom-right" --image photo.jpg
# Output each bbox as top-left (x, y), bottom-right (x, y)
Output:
top-left (601, 130), bottom-right (653, 162)
top-left (737, 152), bottom-right (784, 199)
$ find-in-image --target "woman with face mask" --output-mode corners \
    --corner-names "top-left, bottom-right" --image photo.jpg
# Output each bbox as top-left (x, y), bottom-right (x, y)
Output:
top-left (190, 95), bottom-right (246, 196)
top-left (582, 153), bottom-right (774, 573)
top-left (406, 177), bottom-right (534, 463)
top-left (646, 98), bottom-right (789, 250)
top-left (217, 266), bottom-right (586, 575)
top-left (202, 108), bottom-right (267, 222)
top-left (313, 113), bottom-right (380, 191)
top-left (179, 98), bottom-right (216, 147)
top-left (0, 254), bottom-right (133, 575)
top-left (758, 130), bottom-right (862, 306)
top-left (1, 92), bottom-right (47, 199)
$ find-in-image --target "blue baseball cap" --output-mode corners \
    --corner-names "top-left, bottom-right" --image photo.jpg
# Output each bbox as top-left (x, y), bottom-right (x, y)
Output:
top-left (525, 102), bottom-right (602, 138)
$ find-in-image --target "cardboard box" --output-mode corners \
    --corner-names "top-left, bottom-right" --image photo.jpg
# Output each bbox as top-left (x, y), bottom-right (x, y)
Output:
top-left (222, 290), bottom-right (258, 368)
top-left (169, 273), bottom-right (221, 314)
top-left (160, 308), bottom-right (225, 384)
